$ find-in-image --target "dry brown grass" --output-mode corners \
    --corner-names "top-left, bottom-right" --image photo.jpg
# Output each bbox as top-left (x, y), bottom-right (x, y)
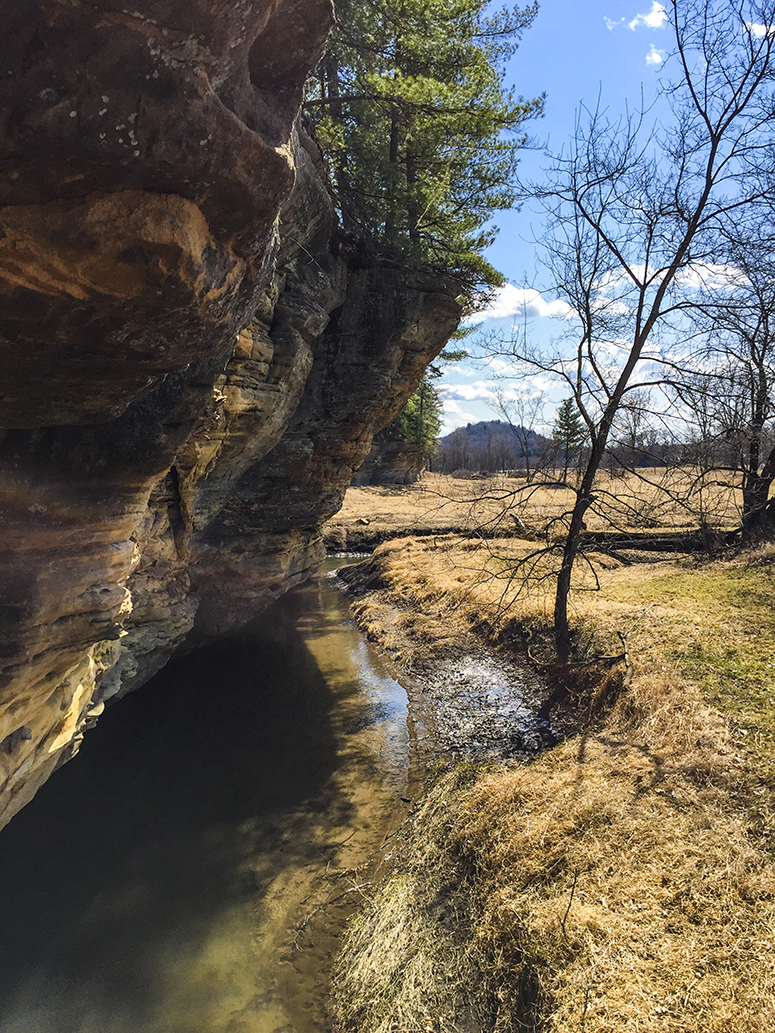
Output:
top-left (331, 470), bottom-right (743, 540)
top-left (458, 772), bottom-right (775, 1030)
top-left (336, 739), bottom-right (775, 1032)
top-left (331, 480), bottom-right (775, 1033)
top-left (350, 535), bottom-right (775, 773)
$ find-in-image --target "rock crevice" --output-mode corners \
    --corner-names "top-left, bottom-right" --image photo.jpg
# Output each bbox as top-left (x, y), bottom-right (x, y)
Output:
top-left (0, 3), bottom-right (463, 828)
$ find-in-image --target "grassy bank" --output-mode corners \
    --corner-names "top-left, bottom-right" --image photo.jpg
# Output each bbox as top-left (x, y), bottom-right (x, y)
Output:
top-left (328, 478), bottom-right (775, 1032)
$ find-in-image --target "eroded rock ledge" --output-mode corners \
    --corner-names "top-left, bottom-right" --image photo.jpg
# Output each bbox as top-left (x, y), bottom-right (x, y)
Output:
top-left (0, 2), bottom-right (463, 828)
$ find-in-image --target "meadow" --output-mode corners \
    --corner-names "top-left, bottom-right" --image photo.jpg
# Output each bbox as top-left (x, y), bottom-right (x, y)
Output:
top-left (329, 473), bottom-right (775, 1033)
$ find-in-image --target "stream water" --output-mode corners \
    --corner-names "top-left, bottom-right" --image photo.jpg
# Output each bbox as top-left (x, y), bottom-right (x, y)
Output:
top-left (0, 571), bottom-right (414, 1033)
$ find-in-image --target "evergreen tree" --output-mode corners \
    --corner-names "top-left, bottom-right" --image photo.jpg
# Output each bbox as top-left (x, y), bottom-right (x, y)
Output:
top-left (551, 398), bottom-right (585, 482)
top-left (305, 0), bottom-right (543, 301)
top-left (396, 374), bottom-right (443, 458)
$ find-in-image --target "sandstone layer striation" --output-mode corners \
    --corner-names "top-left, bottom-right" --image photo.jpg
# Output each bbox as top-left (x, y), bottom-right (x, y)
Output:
top-left (353, 430), bottom-right (430, 486)
top-left (0, 2), bottom-right (462, 828)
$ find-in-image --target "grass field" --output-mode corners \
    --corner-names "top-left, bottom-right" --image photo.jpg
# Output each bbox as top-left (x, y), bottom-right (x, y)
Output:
top-left (328, 475), bottom-right (775, 1033)
top-left (330, 469), bottom-right (744, 539)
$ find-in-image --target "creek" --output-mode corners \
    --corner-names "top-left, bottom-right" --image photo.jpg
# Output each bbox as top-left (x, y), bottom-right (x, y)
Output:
top-left (0, 569), bottom-right (415, 1033)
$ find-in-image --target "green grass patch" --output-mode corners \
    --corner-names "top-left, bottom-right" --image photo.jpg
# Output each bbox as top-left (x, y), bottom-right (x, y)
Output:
top-left (612, 562), bottom-right (775, 775)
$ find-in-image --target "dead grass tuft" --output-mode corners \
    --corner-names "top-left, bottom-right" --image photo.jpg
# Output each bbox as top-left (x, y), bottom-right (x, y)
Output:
top-left (453, 739), bottom-right (775, 1032)
top-left (333, 774), bottom-right (550, 1033)
top-left (336, 736), bottom-right (775, 1032)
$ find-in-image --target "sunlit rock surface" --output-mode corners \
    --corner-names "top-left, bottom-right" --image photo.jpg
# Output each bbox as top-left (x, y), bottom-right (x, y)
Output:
top-left (0, 1), bottom-right (462, 828)
top-left (0, 0), bottom-right (332, 427)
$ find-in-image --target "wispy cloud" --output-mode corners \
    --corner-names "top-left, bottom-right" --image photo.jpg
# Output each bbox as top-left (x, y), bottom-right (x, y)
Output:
top-left (629, 3), bottom-right (667, 30)
top-left (646, 43), bottom-right (666, 65)
top-left (673, 261), bottom-right (749, 290)
top-left (595, 261), bottom-right (746, 293)
top-left (439, 399), bottom-right (480, 433)
top-left (604, 16), bottom-right (625, 29)
top-left (493, 375), bottom-right (555, 401)
top-left (475, 284), bottom-right (574, 323)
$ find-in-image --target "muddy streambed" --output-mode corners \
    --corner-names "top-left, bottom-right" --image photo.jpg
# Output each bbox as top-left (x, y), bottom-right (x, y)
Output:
top-left (0, 571), bottom-right (417, 1033)
top-left (406, 652), bottom-right (555, 758)
top-left (0, 566), bottom-right (549, 1033)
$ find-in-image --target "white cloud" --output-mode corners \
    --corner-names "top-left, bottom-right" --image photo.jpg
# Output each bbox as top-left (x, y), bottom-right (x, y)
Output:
top-left (479, 359), bottom-right (562, 396)
top-left (604, 16), bottom-right (625, 29)
top-left (646, 44), bottom-right (666, 65)
top-left (747, 22), bottom-right (775, 37)
top-left (439, 399), bottom-right (480, 434)
top-left (500, 371), bottom-right (555, 395)
top-left (594, 261), bottom-right (746, 294)
top-left (593, 337), bottom-right (637, 359)
top-left (592, 295), bottom-right (631, 315)
top-left (439, 380), bottom-right (497, 403)
top-left (453, 364), bottom-right (482, 378)
top-left (673, 261), bottom-right (748, 291)
top-left (485, 356), bottom-right (528, 377)
top-left (629, 3), bottom-right (667, 30)
top-left (474, 284), bottom-right (574, 323)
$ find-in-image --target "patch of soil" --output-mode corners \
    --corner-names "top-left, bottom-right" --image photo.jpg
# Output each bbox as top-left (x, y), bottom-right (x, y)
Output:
top-left (333, 562), bottom-right (560, 763)
top-left (408, 651), bottom-right (557, 758)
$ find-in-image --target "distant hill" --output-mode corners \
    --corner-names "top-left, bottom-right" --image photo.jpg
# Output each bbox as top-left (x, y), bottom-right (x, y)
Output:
top-left (436, 420), bottom-right (551, 473)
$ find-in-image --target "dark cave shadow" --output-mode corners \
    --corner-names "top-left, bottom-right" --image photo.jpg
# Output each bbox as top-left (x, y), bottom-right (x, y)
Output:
top-left (0, 587), bottom-right (351, 1029)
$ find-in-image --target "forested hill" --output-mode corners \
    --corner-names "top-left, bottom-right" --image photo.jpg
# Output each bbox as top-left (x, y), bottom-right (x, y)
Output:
top-left (437, 420), bottom-right (550, 473)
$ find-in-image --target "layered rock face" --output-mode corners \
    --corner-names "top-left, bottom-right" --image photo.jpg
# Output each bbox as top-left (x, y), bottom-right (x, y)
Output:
top-left (0, 2), bottom-right (462, 828)
top-left (353, 431), bottom-right (429, 486)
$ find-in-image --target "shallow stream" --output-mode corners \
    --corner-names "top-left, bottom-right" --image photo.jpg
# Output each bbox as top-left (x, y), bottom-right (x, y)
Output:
top-left (0, 571), bottom-right (415, 1033)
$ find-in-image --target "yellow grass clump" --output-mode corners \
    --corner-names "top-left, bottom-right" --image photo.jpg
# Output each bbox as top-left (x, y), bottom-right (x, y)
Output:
top-left (455, 733), bottom-right (775, 1032)
top-left (335, 703), bottom-right (775, 1032)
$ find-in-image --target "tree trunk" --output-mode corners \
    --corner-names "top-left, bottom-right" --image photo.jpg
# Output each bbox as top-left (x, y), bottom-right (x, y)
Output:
top-left (554, 466), bottom-right (596, 660)
top-left (741, 472), bottom-right (775, 539)
top-left (384, 105), bottom-right (401, 242)
top-left (406, 147), bottom-right (420, 243)
top-left (323, 58), bottom-right (353, 231)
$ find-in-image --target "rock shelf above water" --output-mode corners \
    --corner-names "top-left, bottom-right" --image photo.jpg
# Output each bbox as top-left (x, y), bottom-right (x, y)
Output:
top-left (0, 2), bottom-right (463, 828)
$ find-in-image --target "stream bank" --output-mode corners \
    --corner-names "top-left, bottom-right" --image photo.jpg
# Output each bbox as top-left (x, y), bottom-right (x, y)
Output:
top-left (335, 554), bottom-right (574, 762)
top-left (327, 534), bottom-right (775, 1033)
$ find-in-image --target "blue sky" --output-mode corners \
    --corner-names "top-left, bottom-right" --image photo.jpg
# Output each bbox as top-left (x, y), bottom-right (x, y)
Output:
top-left (437, 1), bottom-right (673, 434)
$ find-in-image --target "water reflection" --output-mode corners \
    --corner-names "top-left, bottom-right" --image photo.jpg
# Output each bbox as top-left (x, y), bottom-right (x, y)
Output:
top-left (0, 574), bottom-right (410, 1033)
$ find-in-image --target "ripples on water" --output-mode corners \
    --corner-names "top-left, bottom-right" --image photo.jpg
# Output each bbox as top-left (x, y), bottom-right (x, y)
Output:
top-left (0, 575), bottom-right (411, 1033)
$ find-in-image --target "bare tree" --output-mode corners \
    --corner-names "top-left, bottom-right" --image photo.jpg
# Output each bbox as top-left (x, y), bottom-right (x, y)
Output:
top-left (489, 387), bottom-right (548, 480)
top-left (670, 234), bottom-right (775, 538)
top-left (496, 0), bottom-right (775, 659)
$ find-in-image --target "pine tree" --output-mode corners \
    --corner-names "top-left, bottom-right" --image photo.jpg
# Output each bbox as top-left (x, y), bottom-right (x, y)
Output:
top-left (552, 398), bottom-right (586, 483)
top-left (396, 374), bottom-right (443, 458)
top-left (305, 0), bottom-right (542, 302)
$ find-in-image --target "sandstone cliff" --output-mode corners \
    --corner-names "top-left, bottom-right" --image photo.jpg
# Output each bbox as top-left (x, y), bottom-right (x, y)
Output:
top-left (0, 1), bottom-right (463, 828)
top-left (352, 429), bottom-right (430, 486)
